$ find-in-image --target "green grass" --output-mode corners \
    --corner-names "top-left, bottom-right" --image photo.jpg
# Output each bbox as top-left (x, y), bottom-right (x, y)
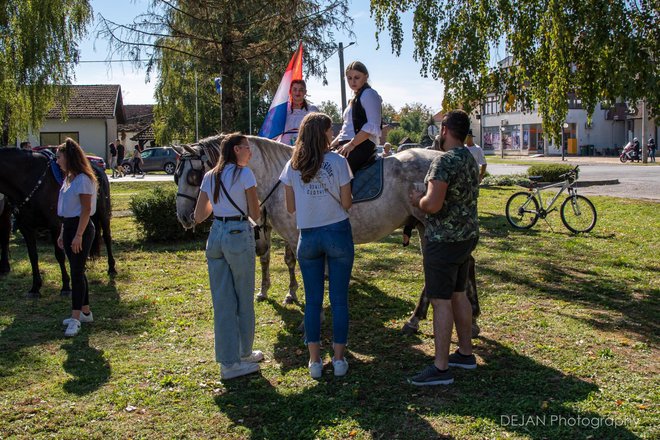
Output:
top-left (0, 185), bottom-right (657, 439)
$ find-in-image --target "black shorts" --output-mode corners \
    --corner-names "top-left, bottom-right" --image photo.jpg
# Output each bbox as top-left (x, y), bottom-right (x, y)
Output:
top-left (423, 237), bottom-right (478, 300)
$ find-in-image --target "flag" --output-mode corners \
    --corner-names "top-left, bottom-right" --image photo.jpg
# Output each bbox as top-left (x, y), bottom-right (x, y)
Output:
top-left (258, 43), bottom-right (303, 139)
top-left (214, 77), bottom-right (222, 94)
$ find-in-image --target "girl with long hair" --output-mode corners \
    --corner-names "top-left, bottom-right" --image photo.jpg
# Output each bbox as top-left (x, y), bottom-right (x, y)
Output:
top-left (331, 61), bottom-right (383, 173)
top-left (278, 79), bottom-right (319, 146)
top-left (280, 113), bottom-right (354, 378)
top-left (193, 133), bottom-right (263, 380)
top-left (56, 138), bottom-right (98, 337)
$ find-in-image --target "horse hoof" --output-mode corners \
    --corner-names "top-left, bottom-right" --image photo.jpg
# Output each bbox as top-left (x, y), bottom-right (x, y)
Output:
top-left (25, 291), bottom-right (40, 299)
top-left (471, 323), bottom-right (481, 338)
top-left (283, 295), bottom-right (296, 305)
top-left (256, 292), bottom-right (267, 302)
top-left (60, 290), bottom-right (72, 297)
top-left (401, 322), bottom-right (419, 335)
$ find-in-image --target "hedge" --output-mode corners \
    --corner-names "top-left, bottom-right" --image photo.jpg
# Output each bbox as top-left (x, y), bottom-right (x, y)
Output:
top-left (129, 185), bottom-right (210, 241)
top-left (526, 164), bottom-right (577, 182)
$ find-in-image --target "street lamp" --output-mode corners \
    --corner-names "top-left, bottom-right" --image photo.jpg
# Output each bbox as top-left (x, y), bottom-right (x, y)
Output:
top-left (561, 122), bottom-right (569, 161)
top-left (338, 42), bottom-right (356, 112)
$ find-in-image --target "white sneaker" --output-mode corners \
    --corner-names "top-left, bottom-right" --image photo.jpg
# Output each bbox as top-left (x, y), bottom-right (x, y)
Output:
top-left (63, 312), bottom-right (93, 326)
top-left (309, 360), bottom-right (323, 379)
top-left (64, 319), bottom-right (81, 337)
top-left (332, 358), bottom-right (349, 377)
top-left (241, 350), bottom-right (264, 363)
top-left (220, 362), bottom-right (260, 380)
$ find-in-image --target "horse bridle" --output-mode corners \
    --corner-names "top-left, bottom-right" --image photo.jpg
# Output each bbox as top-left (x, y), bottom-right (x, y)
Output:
top-left (13, 156), bottom-right (52, 214)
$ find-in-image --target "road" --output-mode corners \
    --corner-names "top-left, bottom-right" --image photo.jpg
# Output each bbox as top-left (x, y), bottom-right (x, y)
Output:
top-left (109, 161), bottom-right (660, 201)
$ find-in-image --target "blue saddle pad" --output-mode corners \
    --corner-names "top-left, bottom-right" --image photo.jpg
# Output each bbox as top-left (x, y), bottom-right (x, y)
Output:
top-left (352, 157), bottom-right (384, 203)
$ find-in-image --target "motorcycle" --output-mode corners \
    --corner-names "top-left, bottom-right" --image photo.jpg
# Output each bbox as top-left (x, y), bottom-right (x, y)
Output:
top-left (619, 141), bottom-right (641, 163)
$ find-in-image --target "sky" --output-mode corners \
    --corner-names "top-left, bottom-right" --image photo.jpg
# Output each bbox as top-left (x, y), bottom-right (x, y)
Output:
top-left (76, 0), bottom-right (445, 113)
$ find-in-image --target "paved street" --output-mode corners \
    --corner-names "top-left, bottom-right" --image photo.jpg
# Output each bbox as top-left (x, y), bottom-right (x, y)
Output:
top-left (109, 157), bottom-right (660, 201)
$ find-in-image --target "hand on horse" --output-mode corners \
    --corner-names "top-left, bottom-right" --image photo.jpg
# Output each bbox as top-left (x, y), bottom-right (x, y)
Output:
top-left (57, 235), bottom-right (64, 250)
top-left (337, 143), bottom-right (354, 157)
top-left (410, 189), bottom-right (424, 209)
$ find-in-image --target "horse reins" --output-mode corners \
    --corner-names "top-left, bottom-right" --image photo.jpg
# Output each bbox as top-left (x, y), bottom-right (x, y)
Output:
top-left (13, 158), bottom-right (52, 214)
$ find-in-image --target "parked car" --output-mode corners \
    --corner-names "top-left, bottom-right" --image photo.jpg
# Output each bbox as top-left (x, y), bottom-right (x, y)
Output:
top-left (397, 142), bottom-right (422, 152)
top-left (121, 147), bottom-right (179, 175)
top-left (32, 145), bottom-right (106, 169)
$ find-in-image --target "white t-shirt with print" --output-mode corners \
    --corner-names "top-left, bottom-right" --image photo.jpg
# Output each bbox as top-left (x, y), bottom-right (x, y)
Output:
top-left (280, 151), bottom-right (353, 229)
top-left (279, 103), bottom-right (319, 146)
top-left (200, 164), bottom-right (257, 217)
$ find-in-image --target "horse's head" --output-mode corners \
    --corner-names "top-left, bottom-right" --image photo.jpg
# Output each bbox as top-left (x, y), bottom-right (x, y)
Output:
top-left (173, 143), bottom-right (210, 229)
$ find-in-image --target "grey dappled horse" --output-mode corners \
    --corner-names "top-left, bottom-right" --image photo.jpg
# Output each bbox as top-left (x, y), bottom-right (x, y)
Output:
top-left (174, 135), bottom-right (479, 335)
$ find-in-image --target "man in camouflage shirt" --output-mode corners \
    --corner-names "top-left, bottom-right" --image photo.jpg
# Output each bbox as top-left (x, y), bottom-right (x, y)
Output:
top-left (409, 110), bottom-right (480, 386)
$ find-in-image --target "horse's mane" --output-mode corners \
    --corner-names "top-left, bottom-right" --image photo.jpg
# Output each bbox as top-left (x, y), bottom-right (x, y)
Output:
top-left (191, 134), bottom-right (293, 170)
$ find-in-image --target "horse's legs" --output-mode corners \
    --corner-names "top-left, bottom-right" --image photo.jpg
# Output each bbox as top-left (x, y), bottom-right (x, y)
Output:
top-left (51, 227), bottom-right (71, 296)
top-left (100, 214), bottom-right (117, 275)
top-left (0, 206), bottom-right (11, 275)
top-left (403, 221), bottom-right (427, 334)
top-left (19, 225), bottom-right (43, 298)
top-left (255, 247), bottom-right (271, 301)
top-left (282, 242), bottom-right (299, 305)
top-left (466, 255), bottom-right (480, 337)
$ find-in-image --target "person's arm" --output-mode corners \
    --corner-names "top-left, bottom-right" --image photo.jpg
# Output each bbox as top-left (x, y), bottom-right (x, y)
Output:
top-left (480, 164), bottom-right (487, 182)
top-left (193, 190), bottom-right (213, 224)
top-left (412, 180), bottom-right (448, 214)
top-left (284, 184), bottom-right (296, 213)
top-left (246, 186), bottom-right (260, 222)
top-left (340, 183), bottom-right (352, 210)
top-left (71, 194), bottom-right (92, 254)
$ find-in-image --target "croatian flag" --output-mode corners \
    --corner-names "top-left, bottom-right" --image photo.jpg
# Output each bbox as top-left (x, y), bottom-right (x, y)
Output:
top-left (258, 43), bottom-right (303, 139)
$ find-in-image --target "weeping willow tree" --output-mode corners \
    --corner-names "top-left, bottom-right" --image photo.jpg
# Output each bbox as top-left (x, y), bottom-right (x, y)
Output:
top-left (370, 0), bottom-right (659, 143)
top-left (0, 0), bottom-right (92, 145)
top-left (99, 0), bottom-right (352, 143)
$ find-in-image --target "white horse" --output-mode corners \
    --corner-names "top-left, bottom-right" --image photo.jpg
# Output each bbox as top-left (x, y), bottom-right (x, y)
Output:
top-left (174, 135), bottom-right (479, 334)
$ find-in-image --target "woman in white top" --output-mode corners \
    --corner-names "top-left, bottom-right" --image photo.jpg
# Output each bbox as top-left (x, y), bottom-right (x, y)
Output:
top-left (278, 79), bottom-right (319, 146)
top-left (56, 138), bottom-right (98, 338)
top-left (193, 133), bottom-right (263, 380)
top-left (331, 61), bottom-right (383, 173)
top-left (280, 113), bottom-right (354, 379)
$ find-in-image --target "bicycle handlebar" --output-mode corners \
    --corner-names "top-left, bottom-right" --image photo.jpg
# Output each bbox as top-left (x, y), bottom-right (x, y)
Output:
top-left (559, 165), bottom-right (580, 180)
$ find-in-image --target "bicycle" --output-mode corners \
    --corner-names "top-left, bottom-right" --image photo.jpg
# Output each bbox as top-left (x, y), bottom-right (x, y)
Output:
top-left (505, 165), bottom-right (597, 233)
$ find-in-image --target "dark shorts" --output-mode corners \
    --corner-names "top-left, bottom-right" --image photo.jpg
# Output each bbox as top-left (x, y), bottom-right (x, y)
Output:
top-left (423, 237), bottom-right (478, 300)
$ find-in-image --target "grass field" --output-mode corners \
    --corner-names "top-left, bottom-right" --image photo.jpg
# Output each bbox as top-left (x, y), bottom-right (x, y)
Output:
top-left (0, 182), bottom-right (657, 439)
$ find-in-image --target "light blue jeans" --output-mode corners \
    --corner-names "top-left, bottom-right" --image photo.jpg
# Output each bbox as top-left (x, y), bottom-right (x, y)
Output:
top-left (206, 219), bottom-right (256, 365)
top-left (297, 218), bottom-right (354, 345)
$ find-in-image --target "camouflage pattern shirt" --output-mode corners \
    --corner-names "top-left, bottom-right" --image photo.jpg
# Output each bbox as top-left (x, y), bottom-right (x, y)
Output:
top-left (424, 147), bottom-right (480, 242)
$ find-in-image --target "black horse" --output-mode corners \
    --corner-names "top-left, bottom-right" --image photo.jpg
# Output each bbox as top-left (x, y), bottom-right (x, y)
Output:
top-left (0, 148), bottom-right (116, 297)
top-left (0, 195), bottom-right (10, 274)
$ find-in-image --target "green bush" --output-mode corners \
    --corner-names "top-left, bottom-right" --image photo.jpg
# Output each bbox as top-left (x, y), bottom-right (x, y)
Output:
top-left (481, 173), bottom-right (530, 187)
top-left (129, 185), bottom-right (210, 241)
top-left (526, 164), bottom-right (577, 182)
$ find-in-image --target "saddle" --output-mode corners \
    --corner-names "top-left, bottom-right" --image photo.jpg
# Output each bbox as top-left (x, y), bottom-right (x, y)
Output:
top-left (351, 157), bottom-right (384, 203)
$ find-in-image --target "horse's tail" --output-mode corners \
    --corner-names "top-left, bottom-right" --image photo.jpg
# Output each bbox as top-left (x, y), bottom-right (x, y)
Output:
top-left (89, 166), bottom-right (111, 259)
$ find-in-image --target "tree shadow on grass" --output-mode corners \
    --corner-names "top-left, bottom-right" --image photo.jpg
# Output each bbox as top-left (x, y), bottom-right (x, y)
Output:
top-left (212, 334), bottom-right (638, 439)
top-left (61, 334), bottom-right (111, 395)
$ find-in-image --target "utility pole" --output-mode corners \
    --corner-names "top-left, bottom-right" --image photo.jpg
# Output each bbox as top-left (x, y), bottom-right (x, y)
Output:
top-left (248, 70), bottom-right (252, 134)
top-left (194, 71), bottom-right (199, 142)
top-left (642, 100), bottom-right (647, 163)
top-left (338, 42), bottom-right (355, 112)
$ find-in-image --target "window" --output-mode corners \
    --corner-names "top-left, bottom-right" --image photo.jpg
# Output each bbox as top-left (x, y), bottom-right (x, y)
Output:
top-left (40, 132), bottom-right (79, 146)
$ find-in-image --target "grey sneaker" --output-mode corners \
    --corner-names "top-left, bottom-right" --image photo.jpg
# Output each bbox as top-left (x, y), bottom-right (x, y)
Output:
top-left (241, 350), bottom-right (264, 363)
top-left (64, 319), bottom-right (81, 338)
top-left (63, 311), bottom-right (93, 326)
top-left (448, 350), bottom-right (477, 370)
top-left (309, 360), bottom-right (323, 379)
top-left (332, 358), bottom-right (349, 377)
top-left (409, 364), bottom-right (454, 386)
top-left (220, 362), bottom-right (260, 380)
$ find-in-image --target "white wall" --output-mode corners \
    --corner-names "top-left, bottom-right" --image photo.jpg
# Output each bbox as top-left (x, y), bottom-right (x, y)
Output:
top-left (28, 118), bottom-right (108, 158)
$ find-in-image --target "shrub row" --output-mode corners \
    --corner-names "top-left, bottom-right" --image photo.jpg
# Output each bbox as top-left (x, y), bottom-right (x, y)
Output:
top-left (526, 164), bottom-right (577, 182)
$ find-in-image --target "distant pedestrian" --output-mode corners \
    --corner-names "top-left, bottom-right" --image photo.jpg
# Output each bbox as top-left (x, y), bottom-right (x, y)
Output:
top-left (116, 139), bottom-right (125, 177)
top-left (109, 142), bottom-right (118, 178)
top-left (465, 130), bottom-right (487, 183)
top-left (132, 148), bottom-right (144, 177)
top-left (19, 141), bottom-right (31, 151)
top-left (382, 142), bottom-right (393, 157)
top-left (648, 136), bottom-right (656, 163)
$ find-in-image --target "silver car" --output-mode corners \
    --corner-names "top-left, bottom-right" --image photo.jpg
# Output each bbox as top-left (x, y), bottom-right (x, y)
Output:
top-left (121, 147), bottom-right (179, 175)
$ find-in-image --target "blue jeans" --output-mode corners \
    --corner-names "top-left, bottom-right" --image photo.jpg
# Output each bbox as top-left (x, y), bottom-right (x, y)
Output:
top-left (206, 219), bottom-right (256, 365)
top-left (297, 218), bottom-right (354, 345)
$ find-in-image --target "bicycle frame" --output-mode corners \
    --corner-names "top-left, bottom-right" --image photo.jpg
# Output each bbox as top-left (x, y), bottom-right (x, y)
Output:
top-left (529, 177), bottom-right (577, 216)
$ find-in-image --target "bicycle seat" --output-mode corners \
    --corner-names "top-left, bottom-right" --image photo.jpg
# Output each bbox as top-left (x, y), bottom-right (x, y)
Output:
top-left (528, 176), bottom-right (543, 182)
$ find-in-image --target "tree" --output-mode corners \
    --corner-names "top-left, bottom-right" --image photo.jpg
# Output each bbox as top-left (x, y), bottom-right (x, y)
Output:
top-left (371, 1), bottom-right (659, 143)
top-left (0, 0), bottom-right (92, 145)
top-left (386, 127), bottom-right (407, 145)
top-left (317, 100), bottom-right (342, 123)
top-left (99, 0), bottom-right (352, 143)
top-left (399, 103), bottom-right (432, 138)
top-left (382, 102), bottom-right (398, 124)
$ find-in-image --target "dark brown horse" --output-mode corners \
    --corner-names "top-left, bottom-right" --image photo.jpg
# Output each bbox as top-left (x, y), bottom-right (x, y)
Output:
top-left (0, 148), bottom-right (116, 297)
top-left (0, 194), bottom-right (10, 274)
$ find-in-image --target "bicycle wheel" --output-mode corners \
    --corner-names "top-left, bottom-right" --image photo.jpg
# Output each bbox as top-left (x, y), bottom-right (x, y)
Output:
top-left (561, 195), bottom-right (597, 233)
top-left (506, 192), bottom-right (540, 229)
